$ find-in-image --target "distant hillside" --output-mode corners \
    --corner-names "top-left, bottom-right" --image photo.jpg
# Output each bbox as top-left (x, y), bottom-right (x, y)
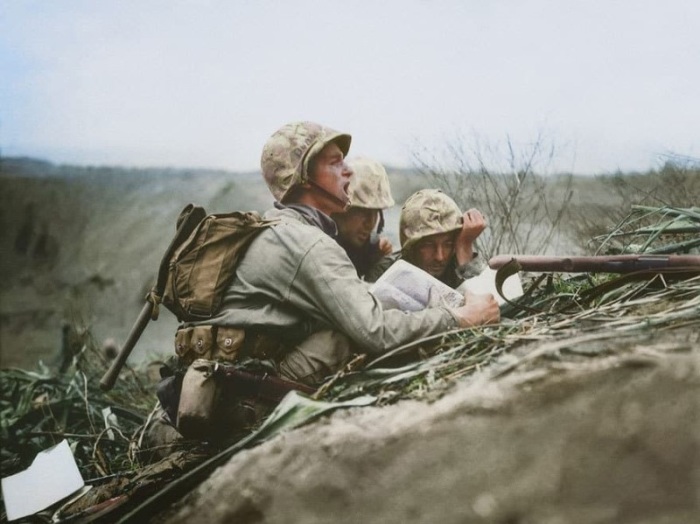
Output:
top-left (3, 156), bottom-right (691, 369)
top-left (0, 158), bottom-right (275, 368)
top-left (0, 158), bottom-right (447, 368)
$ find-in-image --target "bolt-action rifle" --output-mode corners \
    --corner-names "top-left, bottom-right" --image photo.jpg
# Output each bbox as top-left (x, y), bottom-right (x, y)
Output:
top-left (488, 254), bottom-right (700, 274)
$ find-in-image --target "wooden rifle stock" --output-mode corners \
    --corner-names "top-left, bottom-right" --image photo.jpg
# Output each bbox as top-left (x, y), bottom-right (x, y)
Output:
top-left (488, 254), bottom-right (700, 274)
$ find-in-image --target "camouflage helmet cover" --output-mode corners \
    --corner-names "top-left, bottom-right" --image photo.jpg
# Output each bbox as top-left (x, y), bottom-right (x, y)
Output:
top-left (400, 189), bottom-right (463, 252)
top-left (260, 121), bottom-right (352, 202)
top-left (345, 157), bottom-right (395, 210)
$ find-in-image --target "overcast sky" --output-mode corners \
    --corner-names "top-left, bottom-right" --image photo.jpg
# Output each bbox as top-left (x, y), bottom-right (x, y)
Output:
top-left (1, 0), bottom-right (698, 174)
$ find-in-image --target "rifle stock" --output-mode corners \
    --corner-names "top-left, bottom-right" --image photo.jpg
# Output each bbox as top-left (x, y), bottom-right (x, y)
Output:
top-left (488, 254), bottom-right (700, 273)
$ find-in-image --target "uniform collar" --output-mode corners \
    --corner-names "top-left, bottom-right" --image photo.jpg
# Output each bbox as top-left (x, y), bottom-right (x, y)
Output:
top-left (274, 201), bottom-right (338, 237)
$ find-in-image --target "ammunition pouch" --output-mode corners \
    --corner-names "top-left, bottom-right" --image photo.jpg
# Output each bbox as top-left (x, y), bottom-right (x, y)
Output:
top-left (174, 325), bottom-right (287, 365)
top-left (170, 324), bottom-right (308, 440)
top-left (174, 325), bottom-right (245, 365)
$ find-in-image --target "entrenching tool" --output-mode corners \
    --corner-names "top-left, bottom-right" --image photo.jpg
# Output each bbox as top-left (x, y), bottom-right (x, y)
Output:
top-left (100, 204), bottom-right (206, 391)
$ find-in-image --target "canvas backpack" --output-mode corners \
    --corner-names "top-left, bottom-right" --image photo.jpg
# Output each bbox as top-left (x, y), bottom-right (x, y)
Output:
top-left (154, 204), bottom-right (279, 322)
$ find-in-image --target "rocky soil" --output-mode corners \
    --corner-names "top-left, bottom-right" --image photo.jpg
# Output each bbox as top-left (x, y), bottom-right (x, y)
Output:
top-left (164, 327), bottom-right (699, 524)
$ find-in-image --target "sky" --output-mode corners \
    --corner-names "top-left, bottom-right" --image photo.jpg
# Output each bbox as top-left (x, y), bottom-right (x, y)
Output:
top-left (1, 0), bottom-right (699, 175)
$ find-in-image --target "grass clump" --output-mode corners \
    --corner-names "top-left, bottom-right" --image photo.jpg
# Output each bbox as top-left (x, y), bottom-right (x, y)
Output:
top-left (0, 328), bottom-right (156, 482)
top-left (317, 205), bottom-right (700, 405)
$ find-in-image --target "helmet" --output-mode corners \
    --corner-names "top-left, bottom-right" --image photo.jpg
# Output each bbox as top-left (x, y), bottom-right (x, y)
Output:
top-left (345, 157), bottom-right (395, 209)
top-left (400, 189), bottom-right (462, 252)
top-left (260, 121), bottom-right (351, 202)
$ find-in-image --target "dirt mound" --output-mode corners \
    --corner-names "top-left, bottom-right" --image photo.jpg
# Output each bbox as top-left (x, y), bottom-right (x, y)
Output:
top-left (3, 159), bottom-right (698, 523)
top-left (168, 329), bottom-right (699, 524)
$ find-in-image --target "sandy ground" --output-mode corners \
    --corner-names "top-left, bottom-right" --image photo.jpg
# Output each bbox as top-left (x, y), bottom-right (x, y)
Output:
top-left (162, 328), bottom-right (699, 524)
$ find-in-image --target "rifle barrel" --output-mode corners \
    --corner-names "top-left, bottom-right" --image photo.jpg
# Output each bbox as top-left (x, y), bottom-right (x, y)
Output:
top-left (488, 254), bottom-right (700, 273)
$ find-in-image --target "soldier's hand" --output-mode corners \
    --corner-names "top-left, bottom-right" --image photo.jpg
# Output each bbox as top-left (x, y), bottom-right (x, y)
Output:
top-left (459, 209), bottom-right (486, 244)
top-left (378, 236), bottom-right (393, 256)
top-left (455, 208), bottom-right (486, 265)
top-left (453, 290), bottom-right (500, 328)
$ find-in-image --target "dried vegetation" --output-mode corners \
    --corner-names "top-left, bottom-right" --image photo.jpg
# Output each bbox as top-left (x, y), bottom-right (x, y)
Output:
top-left (1, 155), bottom-right (699, 522)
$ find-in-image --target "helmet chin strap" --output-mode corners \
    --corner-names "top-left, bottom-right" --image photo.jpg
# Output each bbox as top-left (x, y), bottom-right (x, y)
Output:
top-left (307, 179), bottom-right (349, 210)
top-left (377, 211), bottom-right (385, 235)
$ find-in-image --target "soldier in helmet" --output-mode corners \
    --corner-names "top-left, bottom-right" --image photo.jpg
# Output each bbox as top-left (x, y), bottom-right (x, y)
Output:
top-left (144, 123), bottom-right (501, 451)
top-left (332, 157), bottom-right (395, 279)
top-left (207, 122), bottom-right (499, 387)
top-left (367, 189), bottom-right (485, 288)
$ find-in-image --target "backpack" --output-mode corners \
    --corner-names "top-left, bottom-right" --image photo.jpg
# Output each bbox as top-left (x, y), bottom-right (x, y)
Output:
top-left (157, 204), bottom-right (279, 322)
top-left (100, 204), bottom-right (278, 390)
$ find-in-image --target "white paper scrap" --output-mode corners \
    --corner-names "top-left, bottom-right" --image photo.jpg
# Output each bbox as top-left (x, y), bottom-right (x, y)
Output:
top-left (1, 440), bottom-right (85, 521)
top-left (458, 267), bottom-right (524, 305)
top-left (102, 406), bottom-right (120, 440)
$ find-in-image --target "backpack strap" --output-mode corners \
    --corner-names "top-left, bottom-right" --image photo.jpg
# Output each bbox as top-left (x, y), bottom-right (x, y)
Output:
top-left (148, 204), bottom-right (207, 320)
top-left (100, 204), bottom-right (207, 390)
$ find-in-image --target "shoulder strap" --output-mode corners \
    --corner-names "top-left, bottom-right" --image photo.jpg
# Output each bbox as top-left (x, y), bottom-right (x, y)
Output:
top-left (150, 204), bottom-right (207, 319)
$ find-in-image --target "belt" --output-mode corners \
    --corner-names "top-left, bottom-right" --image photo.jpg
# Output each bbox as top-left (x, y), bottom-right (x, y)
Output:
top-left (174, 325), bottom-right (286, 365)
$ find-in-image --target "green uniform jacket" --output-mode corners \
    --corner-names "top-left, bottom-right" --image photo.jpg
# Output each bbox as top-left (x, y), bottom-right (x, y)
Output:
top-left (207, 205), bottom-right (459, 356)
